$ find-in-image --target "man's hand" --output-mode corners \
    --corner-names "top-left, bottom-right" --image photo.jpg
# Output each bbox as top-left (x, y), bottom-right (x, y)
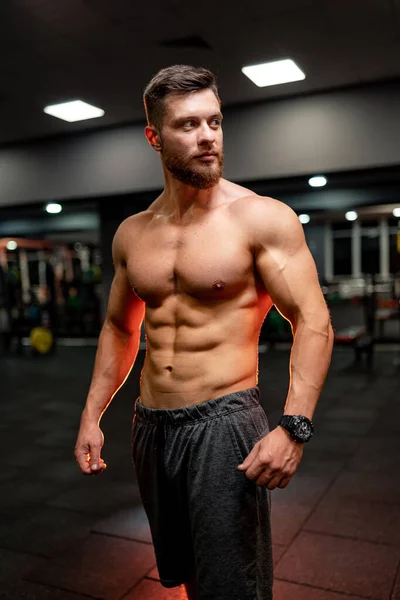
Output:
top-left (237, 427), bottom-right (304, 489)
top-left (74, 416), bottom-right (107, 476)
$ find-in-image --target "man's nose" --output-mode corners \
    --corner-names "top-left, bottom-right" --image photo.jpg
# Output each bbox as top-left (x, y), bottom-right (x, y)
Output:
top-left (198, 123), bottom-right (216, 145)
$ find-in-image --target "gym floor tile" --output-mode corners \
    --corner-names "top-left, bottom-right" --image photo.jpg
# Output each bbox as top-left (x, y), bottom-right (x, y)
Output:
top-left (272, 543), bottom-right (287, 566)
top-left (271, 500), bottom-right (314, 546)
top-left (27, 534), bottom-right (156, 600)
top-left (272, 471), bottom-right (335, 508)
top-left (305, 495), bottom-right (400, 545)
top-left (40, 399), bottom-right (83, 415)
top-left (1, 445), bottom-right (67, 470)
top-left (275, 531), bottom-right (400, 599)
top-left (34, 429), bottom-right (78, 448)
top-left (373, 414), bottom-right (400, 434)
top-left (92, 505), bottom-right (152, 543)
top-left (0, 548), bottom-right (49, 593)
top-left (123, 578), bottom-right (185, 599)
top-left (340, 396), bottom-right (389, 409)
top-left (272, 579), bottom-right (368, 600)
top-left (328, 471), bottom-right (400, 504)
top-left (322, 406), bottom-right (379, 421)
top-left (296, 456), bottom-right (346, 475)
top-left (317, 418), bottom-right (375, 436)
top-left (47, 477), bottom-right (142, 515)
top-left (29, 459), bottom-right (87, 484)
top-left (6, 580), bottom-right (96, 600)
top-left (0, 480), bottom-right (67, 517)
top-left (345, 437), bottom-right (400, 473)
top-left (0, 465), bottom-right (22, 483)
top-left (0, 506), bottom-right (98, 558)
top-left (22, 416), bottom-right (76, 434)
top-left (142, 565), bottom-right (159, 581)
top-left (305, 433), bottom-right (363, 456)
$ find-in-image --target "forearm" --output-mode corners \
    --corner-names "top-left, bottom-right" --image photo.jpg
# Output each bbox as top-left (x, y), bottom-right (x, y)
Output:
top-left (283, 317), bottom-right (334, 420)
top-left (81, 319), bottom-right (141, 424)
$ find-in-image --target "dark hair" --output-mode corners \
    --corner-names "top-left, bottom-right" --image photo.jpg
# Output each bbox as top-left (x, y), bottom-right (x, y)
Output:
top-left (143, 64), bottom-right (220, 130)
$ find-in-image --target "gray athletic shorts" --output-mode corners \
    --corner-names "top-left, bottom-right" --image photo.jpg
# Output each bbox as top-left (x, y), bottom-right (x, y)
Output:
top-left (131, 386), bottom-right (273, 600)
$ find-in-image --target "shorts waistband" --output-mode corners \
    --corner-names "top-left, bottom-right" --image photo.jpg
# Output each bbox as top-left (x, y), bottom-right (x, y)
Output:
top-left (133, 386), bottom-right (260, 426)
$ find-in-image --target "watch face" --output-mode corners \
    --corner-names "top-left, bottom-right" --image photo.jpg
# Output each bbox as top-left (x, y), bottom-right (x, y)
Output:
top-left (294, 418), bottom-right (313, 441)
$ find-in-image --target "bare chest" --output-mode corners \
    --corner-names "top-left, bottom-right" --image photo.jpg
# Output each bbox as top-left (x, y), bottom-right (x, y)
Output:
top-left (126, 214), bottom-right (254, 305)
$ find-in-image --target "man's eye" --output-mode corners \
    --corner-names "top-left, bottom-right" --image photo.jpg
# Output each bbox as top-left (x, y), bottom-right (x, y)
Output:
top-left (211, 119), bottom-right (221, 127)
top-left (184, 121), bottom-right (195, 128)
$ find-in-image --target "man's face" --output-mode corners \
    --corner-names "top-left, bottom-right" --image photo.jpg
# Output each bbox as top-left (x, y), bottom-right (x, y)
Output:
top-left (158, 89), bottom-right (224, 190)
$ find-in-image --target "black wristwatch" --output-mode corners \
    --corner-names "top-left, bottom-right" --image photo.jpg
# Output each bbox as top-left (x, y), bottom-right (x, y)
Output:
top-left (278, 415), bottom-right (314, 443)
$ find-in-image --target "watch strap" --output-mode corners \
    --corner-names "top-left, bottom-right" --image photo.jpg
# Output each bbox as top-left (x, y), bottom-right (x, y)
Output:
top-left (279, 415), bottom-right (295, 427)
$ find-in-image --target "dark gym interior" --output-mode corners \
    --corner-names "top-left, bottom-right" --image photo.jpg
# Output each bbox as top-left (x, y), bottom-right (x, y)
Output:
top-left (0, 1), bottom-right (400, 599)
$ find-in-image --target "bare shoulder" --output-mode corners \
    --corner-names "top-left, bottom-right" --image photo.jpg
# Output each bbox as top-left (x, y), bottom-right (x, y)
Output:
top-left (112, 210), bottom-right (152, 263)
top-left (231, 194), bottom-right (304, 251)
top-left (232, 193), bottom-right (294, 220)
top-left (233, 194), bottom-right (300, 230)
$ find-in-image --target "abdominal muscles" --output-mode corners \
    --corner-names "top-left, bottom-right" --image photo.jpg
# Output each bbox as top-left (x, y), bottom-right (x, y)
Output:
top-left (140, 292), bottom-right (269, 406)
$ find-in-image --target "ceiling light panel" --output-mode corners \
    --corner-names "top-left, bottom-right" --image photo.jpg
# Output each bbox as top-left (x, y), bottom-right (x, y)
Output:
top-left (43, 100), bottom-right (105, 122)
top-left (242, 59), bottom-right (306, 88)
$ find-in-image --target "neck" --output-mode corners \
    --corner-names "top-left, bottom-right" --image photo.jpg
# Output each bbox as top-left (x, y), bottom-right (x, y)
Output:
top-left (159, 166), bottom-right (224, 221)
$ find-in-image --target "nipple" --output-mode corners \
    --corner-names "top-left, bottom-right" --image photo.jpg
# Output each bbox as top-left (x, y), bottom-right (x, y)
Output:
top-left (212, 280), bottom-right (226, 290)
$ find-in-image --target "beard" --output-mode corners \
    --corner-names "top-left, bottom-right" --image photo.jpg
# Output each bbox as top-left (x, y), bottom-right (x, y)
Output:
top-left (160, 139), bottom-right (224, 190)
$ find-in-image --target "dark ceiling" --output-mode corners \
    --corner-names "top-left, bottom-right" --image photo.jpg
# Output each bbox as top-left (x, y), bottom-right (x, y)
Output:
top-left (1, 0), bottom-right (400, 145)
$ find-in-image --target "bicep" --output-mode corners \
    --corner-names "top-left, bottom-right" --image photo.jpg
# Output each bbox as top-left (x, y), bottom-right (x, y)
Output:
top-left (257, 240), bottom-right (326, 324)
top-left (252, 200), bottom-right (328, 326)
top-left (106, 222), bottom-right (145, 334)
top-left (106, 265), bottom-right (145, 334)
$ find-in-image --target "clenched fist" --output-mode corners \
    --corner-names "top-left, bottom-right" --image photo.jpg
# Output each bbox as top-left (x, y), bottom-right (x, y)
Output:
top-left (74, 416), bottom-right (107, 476)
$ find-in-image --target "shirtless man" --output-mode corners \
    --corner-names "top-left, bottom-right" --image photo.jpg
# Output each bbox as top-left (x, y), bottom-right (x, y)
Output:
top-left (74, 65), bottom-right (334, 599)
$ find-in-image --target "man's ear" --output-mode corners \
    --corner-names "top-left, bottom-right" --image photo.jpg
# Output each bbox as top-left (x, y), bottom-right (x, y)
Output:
top-left (144, 125), bottom-right (161, 152)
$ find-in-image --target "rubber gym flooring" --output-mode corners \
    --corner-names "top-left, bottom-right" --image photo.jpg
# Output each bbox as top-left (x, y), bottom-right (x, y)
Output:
top-left (0, 345), bottom-right (399, 600)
